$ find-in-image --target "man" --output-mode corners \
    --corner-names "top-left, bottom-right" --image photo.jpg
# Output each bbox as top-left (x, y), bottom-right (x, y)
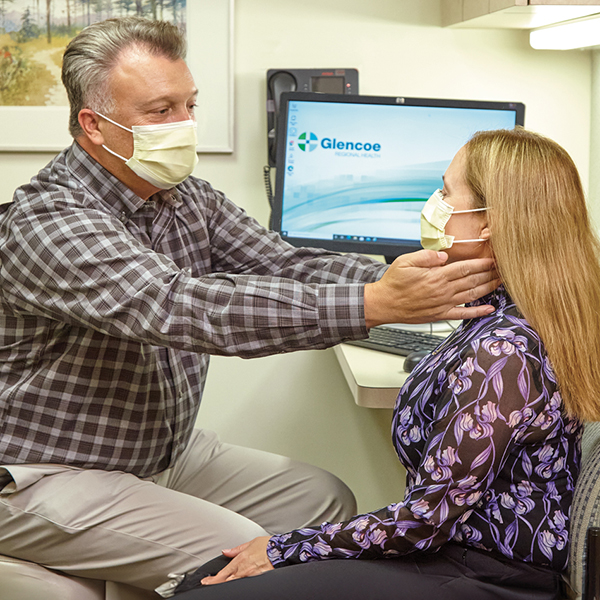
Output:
top-left (0, 17), bottom-right (497, 597)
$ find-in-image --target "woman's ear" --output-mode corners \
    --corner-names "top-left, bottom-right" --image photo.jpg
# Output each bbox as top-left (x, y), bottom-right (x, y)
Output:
top-left (480, 225), bottom-right (491, 241)
top-left (78, 109), bottom-right (105, 146)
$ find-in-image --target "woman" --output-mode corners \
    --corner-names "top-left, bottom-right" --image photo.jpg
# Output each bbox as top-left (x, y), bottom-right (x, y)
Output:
top-left (169, 128), bottom-right (600, 600)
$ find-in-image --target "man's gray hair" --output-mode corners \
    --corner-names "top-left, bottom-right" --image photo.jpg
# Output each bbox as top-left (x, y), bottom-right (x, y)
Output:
top-left (61, 17), bottom-right (187, 138)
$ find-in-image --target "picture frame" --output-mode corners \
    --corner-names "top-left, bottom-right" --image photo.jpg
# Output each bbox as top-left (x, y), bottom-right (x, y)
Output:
top-left (0, 0), bottom-right (234, 153)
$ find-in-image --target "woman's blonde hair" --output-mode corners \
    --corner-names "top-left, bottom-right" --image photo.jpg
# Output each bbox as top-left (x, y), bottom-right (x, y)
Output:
top-left (464, 127), bottom-right (600, 421)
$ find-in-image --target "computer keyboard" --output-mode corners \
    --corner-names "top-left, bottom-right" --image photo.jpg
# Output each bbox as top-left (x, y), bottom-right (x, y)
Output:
top-left (346, 326), bottom-right (445, 356)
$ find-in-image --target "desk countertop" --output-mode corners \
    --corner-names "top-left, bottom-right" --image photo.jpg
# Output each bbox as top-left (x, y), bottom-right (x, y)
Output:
top-left (333, 343), bottom-right (408, 409)
top-left (334, 327), bottom-right (452, 409)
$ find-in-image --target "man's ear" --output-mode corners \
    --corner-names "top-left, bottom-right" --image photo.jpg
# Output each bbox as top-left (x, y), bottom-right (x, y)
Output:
top-left (78, 109), bottom-right (104, 146)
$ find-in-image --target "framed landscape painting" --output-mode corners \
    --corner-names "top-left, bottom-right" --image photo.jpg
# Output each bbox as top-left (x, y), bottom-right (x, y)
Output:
top-left (0, 0), bottom-right (233, 152)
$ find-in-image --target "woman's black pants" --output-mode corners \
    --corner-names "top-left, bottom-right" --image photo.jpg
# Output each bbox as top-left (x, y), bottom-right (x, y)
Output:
top-left (173, 543), bottom-right (562, 600)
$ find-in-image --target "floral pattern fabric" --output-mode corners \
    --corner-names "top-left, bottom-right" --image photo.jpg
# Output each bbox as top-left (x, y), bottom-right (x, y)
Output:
top-left (267, 287), bottom-right (582, 572)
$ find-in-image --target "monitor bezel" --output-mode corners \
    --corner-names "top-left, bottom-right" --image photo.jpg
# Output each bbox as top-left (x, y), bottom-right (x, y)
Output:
top-left (271, 91), bottom-right (525, 259)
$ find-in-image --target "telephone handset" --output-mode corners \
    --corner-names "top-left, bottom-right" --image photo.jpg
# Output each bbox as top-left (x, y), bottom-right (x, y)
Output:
top-left (264, 68), bottom-right (358, 225)
top-left (267, 72), bottom-right (297, 167)
top-left (266, 68), bottom-right (358, 168)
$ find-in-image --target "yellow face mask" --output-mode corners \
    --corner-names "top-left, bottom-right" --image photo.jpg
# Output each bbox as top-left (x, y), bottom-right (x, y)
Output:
top-left (97, 112), bottom-right (199, 190)
top-left (420, 189), bottom-right (488, 251)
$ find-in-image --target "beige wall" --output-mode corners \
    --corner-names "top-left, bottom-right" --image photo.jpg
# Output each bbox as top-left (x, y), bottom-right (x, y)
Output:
top-left (0, 0), bottom-right (593, 513)
top-left (590, 49), bottom-right (600, 230)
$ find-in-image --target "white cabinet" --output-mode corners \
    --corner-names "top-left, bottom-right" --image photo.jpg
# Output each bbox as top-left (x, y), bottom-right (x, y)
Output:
top-left (442, 0), bottom-right (600, 28)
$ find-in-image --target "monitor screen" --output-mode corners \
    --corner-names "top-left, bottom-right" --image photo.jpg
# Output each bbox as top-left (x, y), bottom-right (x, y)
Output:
top-left (271, 92), bottom-right (525, 260)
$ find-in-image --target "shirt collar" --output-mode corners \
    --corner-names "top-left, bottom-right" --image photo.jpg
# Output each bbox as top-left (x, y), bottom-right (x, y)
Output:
top-left (153, 187), bottom-right (183, 208)
top-left (65, 142), bottom-right (149, 224)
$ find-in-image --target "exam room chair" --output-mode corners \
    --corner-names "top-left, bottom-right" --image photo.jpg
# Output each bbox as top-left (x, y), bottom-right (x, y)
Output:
top-left (0, 554), bottom-right (153, 600)
top-left (569, 421), bottom-right (600, 599)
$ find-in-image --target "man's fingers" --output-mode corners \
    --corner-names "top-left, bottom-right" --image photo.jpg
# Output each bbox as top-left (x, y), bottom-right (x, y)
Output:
top-left (446, 303), bottom-right (495, 321)
top-left (443, 257), bottom-right (496, 283)
top-left (396, 249), bottom-right (449, 269)
top-left (365, 248), bottom-right (499, 326)
top-left (451, 277), bottom-right (501, 307)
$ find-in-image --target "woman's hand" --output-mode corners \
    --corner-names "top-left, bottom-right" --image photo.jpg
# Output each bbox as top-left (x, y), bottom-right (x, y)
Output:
top-left (201, 536), bottom-right (274, 586)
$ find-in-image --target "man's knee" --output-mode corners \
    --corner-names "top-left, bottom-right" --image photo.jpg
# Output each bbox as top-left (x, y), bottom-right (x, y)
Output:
top-left (309, 465), bottom-right (357, 523)
top-left (282, 462), bottom-right (357, 529)
top-left (0, 468), bottom-right (269, 592)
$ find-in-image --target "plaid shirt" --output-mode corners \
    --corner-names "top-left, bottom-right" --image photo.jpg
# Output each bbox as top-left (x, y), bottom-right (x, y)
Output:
top-left (0, 143), bottom-right (386, 478)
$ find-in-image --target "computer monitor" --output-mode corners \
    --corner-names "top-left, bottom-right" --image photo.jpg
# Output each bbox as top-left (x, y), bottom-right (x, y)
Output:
top-left (271, 92), bottom-right (525, 261)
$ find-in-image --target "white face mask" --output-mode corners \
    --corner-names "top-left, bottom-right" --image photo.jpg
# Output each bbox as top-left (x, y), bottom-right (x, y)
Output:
top-left (96, 112), bottom-right (199, 190)
top-left (421, 189), bottom-right (488, 251)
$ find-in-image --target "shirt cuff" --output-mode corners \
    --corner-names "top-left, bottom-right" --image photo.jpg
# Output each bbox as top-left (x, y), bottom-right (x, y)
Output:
top-left (316, 282), bottom-right (368, 344)
top-left (266, 535), bottom-right (289, 568)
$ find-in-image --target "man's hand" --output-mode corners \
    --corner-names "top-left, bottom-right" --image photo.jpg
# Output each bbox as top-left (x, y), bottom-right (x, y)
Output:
top-left (201, 536), bottom-right (273, 586)
top-left (364, 250), bottom-right (499, 327)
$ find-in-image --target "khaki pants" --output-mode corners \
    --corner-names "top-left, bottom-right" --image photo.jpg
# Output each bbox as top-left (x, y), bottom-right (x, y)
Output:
top-left (0, 429), bottom-right (356, 595)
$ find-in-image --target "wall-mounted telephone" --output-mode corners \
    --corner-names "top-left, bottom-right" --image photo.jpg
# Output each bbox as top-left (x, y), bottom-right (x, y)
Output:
top-left (266, 68), bottom-right (359, 168)
top-left (264, 68), bottom-right (358, 225)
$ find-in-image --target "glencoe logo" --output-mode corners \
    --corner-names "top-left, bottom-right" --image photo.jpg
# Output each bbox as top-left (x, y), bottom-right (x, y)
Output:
top-left (296, 131), bottom-right (381, 153)
top-left (297, 132), bottom-right (318, 152)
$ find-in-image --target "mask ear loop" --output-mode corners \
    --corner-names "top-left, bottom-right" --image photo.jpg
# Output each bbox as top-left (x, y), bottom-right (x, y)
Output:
top-left (103, 145), bottom-right (129, 163)
top-left (95, 111), bottom-right (134, 133)
top-left (94, 112), bottom-right (133, 163)
top-left (449, 206), bottom-right (489, 244)
top-left (452, 207), bottom-right (488, 214)
top-left (451, 238), bottom-right (488, 244)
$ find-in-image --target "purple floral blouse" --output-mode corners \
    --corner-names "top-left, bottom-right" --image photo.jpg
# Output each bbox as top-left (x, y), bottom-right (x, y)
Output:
top-left (267, 287), bottom-right (582, 572)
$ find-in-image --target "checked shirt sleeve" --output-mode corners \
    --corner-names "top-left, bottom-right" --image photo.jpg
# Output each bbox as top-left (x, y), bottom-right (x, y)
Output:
top-left (191, 176), bottom-right (389, 287)
top-left (0, 188), bottom-right (377, 358)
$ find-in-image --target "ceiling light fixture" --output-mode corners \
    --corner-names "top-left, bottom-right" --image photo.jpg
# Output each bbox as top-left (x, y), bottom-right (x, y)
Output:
top-left (530, 14), bottom-right (600, 50)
